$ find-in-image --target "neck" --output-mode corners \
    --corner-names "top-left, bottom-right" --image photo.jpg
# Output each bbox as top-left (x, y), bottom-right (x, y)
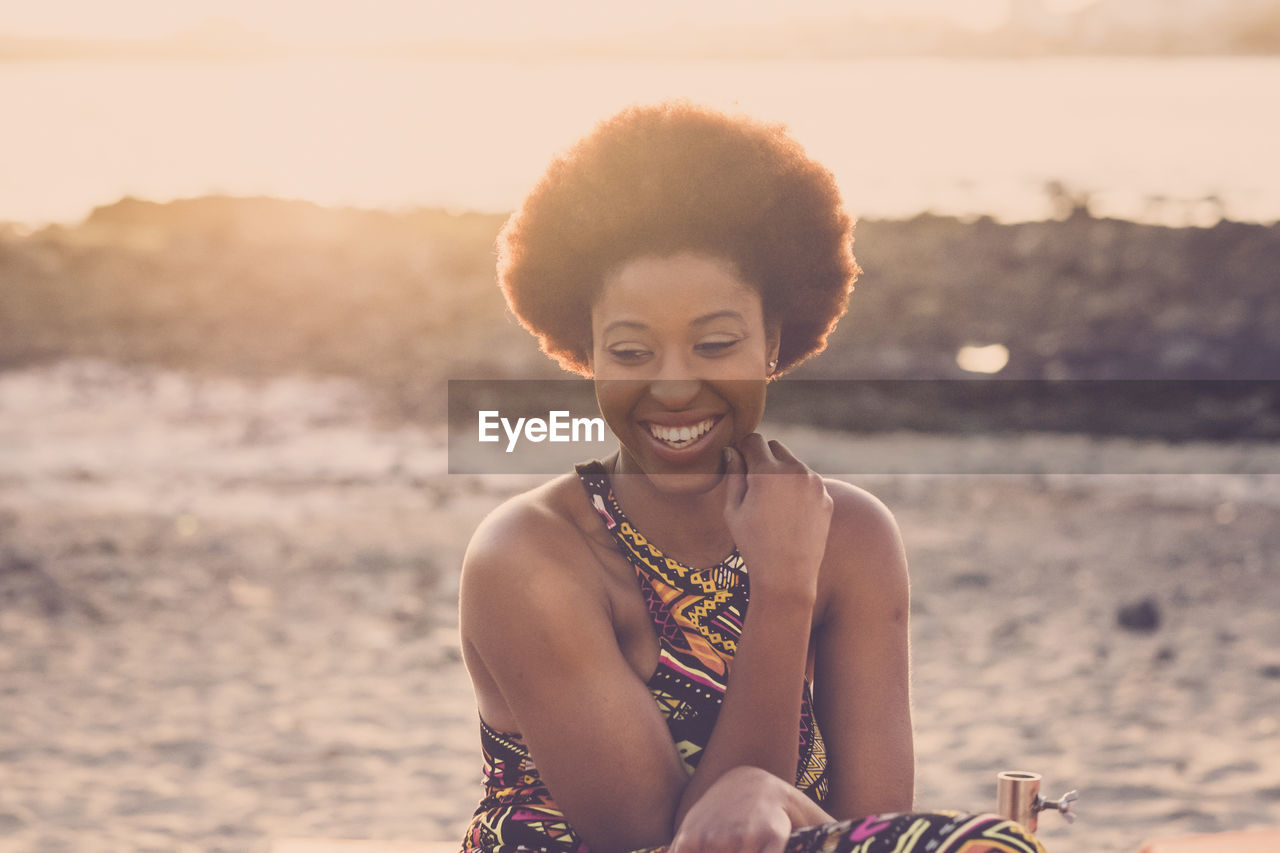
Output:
top-left (606, 452), bottom-right (735, 568)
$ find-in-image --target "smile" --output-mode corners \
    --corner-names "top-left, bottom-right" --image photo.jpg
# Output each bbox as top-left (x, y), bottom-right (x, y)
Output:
top-left (646, 416), bottom-right (719, 449)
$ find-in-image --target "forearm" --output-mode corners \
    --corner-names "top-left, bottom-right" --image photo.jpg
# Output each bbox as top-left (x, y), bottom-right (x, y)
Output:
top-left (675, 590), bottom-right (815, 826)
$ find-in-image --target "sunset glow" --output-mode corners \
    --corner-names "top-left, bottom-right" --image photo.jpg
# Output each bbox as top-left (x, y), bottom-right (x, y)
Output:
top-left (2, 0), bottom-right (1274, 228)
top-left (2, 1), bottom-right (1098, 43)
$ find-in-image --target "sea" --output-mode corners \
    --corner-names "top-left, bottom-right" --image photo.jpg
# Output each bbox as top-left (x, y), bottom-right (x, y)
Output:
top-left (1, 55), bottom-right (1277, 227)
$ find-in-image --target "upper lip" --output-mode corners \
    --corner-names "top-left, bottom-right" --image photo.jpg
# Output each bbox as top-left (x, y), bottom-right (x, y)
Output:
top-left (639, 413), bottom-right (723, 428)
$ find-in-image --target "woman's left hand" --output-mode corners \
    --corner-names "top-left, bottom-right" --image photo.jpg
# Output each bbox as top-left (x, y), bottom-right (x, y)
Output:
top-left (721, 435), bottom-right (833, 607)
top-left (668, 766), bottom-right (789, 853)
top-left (668, 766), bottom-right (832, 853)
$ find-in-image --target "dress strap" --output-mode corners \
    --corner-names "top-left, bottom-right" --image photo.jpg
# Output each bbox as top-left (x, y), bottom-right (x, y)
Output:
top-left (573, 459), bottom-right (745, 580)
top-left (575, 459), bottom-right (702, 584)
top-left (574, 460), bottom-right (620, 533)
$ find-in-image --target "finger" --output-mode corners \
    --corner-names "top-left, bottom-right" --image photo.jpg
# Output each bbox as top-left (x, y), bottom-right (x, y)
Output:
top-left (722, 446), bottom-right (747, 509)
top-left (763, 817), bottom-right (791, 853)
top-left (743, 827), bottom-right (782, 853)
top-left (765, 439), bottom-right (800, 465)
top-left (670, 829), bottom-right (706, 853)
top-left (737, 433), bottom-right (772, 469)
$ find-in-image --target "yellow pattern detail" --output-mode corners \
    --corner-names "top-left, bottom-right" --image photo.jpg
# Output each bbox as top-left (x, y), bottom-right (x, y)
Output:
top-left (889, 818), bottom-right (930, 853)
top-left (798, 720), bottom-right (828, 788)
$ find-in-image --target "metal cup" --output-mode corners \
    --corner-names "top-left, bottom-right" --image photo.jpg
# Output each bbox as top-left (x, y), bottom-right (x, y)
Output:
top-left (997, 770), bottom-right (1078, 832)
top-left (997, 770), bottom-right (1044, 832)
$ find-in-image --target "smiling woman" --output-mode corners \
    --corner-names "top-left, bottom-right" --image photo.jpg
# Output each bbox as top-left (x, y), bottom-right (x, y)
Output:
top-left (457, 101), bottom-right (1045, 853)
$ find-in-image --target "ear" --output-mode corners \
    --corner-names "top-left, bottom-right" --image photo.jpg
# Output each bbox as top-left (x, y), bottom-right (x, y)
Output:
top-left (765, 321), bottom-right (782, 372)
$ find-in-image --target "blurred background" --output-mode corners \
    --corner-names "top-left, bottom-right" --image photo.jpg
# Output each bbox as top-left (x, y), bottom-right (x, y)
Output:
top-left (1, 2), bottom-right (1278, 851)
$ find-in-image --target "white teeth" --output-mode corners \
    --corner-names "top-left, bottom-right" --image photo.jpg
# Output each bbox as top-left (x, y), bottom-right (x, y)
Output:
top-left (648, 417), bottom-right (716, 447)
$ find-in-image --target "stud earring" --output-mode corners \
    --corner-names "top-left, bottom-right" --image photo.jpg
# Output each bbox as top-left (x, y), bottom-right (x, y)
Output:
top-left (767, 359), bottom-right (777, 372)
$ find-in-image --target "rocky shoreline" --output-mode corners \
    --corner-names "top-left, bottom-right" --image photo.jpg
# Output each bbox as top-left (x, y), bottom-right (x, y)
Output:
top-left (2, 196), bottom-right (1278, 434)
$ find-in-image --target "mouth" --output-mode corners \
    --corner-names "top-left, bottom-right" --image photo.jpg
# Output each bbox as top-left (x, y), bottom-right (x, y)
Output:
top-left (644, 415), bottom-right (721, 451)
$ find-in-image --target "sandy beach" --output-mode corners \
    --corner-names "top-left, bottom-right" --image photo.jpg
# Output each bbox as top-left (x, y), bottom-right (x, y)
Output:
top-left (2, 359), bottom-right (1277, 853)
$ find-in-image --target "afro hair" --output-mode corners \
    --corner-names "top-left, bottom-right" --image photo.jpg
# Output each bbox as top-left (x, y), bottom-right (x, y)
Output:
top-left (497, 100), bottom-right (859, 376)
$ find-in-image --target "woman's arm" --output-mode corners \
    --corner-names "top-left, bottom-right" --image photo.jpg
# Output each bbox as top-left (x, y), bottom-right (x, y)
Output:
top-left (671, 457), bottom-right (914, 847)
top-left (670, 437), bottom-right (834, 826)
top-left (813, 480), bottom-right (915, 819)
top-left (460, 497), bottom-right (691, 852)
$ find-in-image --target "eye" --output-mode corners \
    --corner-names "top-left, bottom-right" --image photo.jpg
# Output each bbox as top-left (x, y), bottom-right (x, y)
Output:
top-left (694, 338), bottom-right (741, 356)
top-left (607, 345), bottom-right (652, 364)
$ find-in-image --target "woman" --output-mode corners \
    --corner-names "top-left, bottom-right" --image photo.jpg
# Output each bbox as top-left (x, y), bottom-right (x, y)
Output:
top-left (458, 102), bottom-right (1043, 853)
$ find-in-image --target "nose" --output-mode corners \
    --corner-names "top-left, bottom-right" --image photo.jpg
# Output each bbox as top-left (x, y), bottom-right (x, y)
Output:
top-left (648, 378), bottom-right (701, 409)
top-left (647, 352), bottom-right (702, 409)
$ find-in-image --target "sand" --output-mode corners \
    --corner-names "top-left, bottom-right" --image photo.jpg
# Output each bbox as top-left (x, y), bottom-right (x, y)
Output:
top-left (1, 359), bottom-right (1277, 853)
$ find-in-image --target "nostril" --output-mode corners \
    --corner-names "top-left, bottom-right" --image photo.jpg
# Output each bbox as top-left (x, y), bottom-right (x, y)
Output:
top-left (649, 379), bottom-right (702, 404)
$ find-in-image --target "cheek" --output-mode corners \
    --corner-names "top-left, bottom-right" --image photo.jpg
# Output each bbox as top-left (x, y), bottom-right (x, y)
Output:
top-left (725, 385), bottom-right (768, 439)
top-left (593, 381), bottom-right (636, 433)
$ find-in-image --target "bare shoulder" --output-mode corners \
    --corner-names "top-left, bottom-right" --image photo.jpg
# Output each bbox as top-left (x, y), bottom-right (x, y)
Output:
top-left (459, 471), bottom-right (618, 728)
top-left (460, 471), bottom-right (604, 602)
top-left (822, 478), bottom-right (905, 555)
top-left (818, 478), bottom-right (910, 614)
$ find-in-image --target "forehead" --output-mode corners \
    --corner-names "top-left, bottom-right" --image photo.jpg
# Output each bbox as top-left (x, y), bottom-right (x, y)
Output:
top-left (592, 252), bottom-right (762, 328)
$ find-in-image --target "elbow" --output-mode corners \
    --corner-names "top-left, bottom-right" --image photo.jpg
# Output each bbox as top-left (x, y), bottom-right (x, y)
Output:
top-left (600, 780), bottom-right (685, 852)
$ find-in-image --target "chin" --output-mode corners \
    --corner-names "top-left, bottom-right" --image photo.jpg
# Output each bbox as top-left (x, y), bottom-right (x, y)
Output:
top-left (613, 438), bottom-right (728, 495)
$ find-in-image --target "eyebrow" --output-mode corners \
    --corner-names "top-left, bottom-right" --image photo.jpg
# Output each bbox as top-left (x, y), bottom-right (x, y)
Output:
top-left (601, 311), bottom-right (746, 337)
top-left (601, 320), bottom-right (648, 336)
top-left (690, 310), bottom-right (746, 326)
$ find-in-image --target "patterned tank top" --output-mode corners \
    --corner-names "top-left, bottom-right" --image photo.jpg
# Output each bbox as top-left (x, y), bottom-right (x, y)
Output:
top-left (461, 460), bottom-right (828, 853)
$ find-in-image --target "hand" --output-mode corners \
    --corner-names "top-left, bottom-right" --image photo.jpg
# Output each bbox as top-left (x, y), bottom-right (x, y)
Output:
top-left (723, 435), bottom-right (833, 605)
top-left (668, 766), bottom-right (794, 853)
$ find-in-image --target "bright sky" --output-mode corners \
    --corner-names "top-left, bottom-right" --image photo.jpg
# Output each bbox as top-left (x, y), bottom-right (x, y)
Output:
top-left (2, 0), bottom-right (1099, 43)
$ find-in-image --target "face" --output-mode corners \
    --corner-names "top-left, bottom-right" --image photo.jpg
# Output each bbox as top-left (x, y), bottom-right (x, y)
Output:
top-left (590, 251), bottom-right (779, 494)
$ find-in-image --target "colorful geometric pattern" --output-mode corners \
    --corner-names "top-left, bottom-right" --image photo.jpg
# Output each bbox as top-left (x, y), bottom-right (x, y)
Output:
top-left (775, 812), bottom-right (1045, 853)
top-left (577, 461), bottom-right (828, 791)
top-left (459, 461), bottom-right (1046, 853)
top-left (630, 811), bottom-right (1045, 853)
top-left (461, 719), bottom-right (590, 853)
